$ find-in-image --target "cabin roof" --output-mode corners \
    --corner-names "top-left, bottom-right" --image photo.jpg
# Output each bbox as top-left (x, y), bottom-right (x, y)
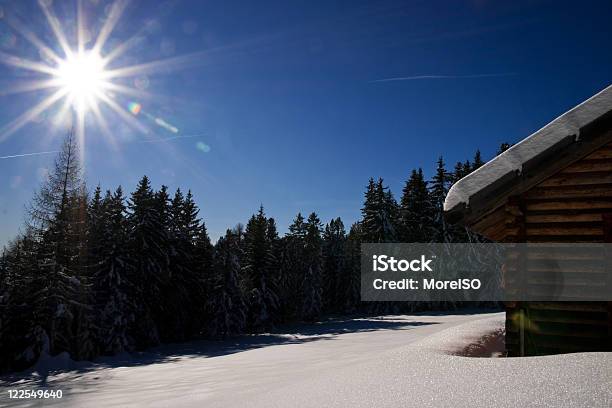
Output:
top-left (444, 84), bottom-right (612, 225)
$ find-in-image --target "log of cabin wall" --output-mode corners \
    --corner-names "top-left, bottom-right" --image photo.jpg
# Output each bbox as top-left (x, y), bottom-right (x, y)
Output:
top-left (472, 142), bottom-right (612, 356)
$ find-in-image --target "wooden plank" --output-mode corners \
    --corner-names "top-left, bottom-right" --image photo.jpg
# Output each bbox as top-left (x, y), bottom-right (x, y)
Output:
top-left (526, 261), bottom-right (605, 273)
top-left (480, 222), bottom-right (509, 241)
top-left (539, 172), bottom-right (612, 187)
top-left (527, 256), bottom-right (604, 266)
top-left (604, 213), bottom-right (612, 242)
top-left (526, 199), bottom-right (612, 211)
top-left (472, 206), bottom-right (506, 233)
top-left (525, 184), bottom-right (612, 199)
top-left (506, 251), bottom-right (604, 261)
top-left (560, 159), bottom-right (612, 173)
top-left (584, 146), bottom-right (612, 160)
top-left (526, 325), bottom-right (608, 338)
top-left (525, 277), bottom-right (606, 287)
top-left (527, 302), bottom-right (608, 312)
top-left (525, 213), bottom-right (602, 223)
top-left (529, 312), bottom-right (610, 326)
top-left (498, 226), bottom-right (519, 240)
top-left (526, 236), bottom-right (603, 243)
top-left (504, 196), bottom-right (525, 244)
top-left (526, 226), bottom-right (602, 235)
top-left (505, 266), bottom-right (605, 275)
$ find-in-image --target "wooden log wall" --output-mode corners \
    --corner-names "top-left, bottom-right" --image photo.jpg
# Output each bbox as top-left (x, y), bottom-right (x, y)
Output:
top-left (476, 142), bottom-right (612, 356)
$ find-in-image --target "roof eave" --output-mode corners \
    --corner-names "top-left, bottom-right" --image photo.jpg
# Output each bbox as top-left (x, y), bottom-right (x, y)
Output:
top-left (444, 85), bottom-right (612, 228)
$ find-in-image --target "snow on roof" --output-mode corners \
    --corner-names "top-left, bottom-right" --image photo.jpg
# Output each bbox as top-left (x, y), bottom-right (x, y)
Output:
top-left (444, 84), bottom-right (612, 218)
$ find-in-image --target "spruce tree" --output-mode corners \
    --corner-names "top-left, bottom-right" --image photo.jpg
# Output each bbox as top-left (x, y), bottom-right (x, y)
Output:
top-left (162, 188), bottom-right (192, 341)
top-left (185, 190), bottom-right (214, 336)
top-left (399, 168), bottom-right (433, 242)
top-left (462, 160), bottom-right (472, 177)
top-left (361, 178), bottom-right (397, 243)
top-left (278, 213), bottom-right (307, 320)
top-left (473, 150), bottom-right (484, 170)
top-left (429, 157), bottom-right (451, 242)
top-left (322, 218), bottom-right (346, 312)
top-left (342, 223), bottom-right (363, 313)
top-left (209, 229), bottom-right (246, 337)
top-left (301, 212), bottom-right (323, 321)
top-left (127, 176), bottom-right (163, 347)
top-left (0, 233), bottom-right (43, 371)
top-left (497, 142), bottom-right (511, 155)
top-left (153, 184), bottom-right (184, 342)
top-left (265, 217), bottom-right (281, 313)
top-left (243, 206), bottom-right (278, 330)
top-left (192, 221), bottom-right (214, 336)
top-left (452, 161), bottom-right (465, 182)
top-left (288, 213), bottom-right (307, 238)
top-left (91, 187), bottom-right (134, 354)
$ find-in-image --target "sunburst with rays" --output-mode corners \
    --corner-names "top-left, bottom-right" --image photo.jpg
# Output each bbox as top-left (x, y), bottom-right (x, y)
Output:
top-left (0, 0), bottom-right (200, 156)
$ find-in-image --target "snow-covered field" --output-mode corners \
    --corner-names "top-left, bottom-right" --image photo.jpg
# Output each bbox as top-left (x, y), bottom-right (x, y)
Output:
top-left (1, 311), bottom-right (610, 408)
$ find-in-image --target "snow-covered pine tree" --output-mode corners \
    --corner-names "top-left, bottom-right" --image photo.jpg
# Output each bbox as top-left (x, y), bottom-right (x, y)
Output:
top-left (161, 188), bottom-right (191, 341)
top-left (399, 168), bottom-right (433, 242)
top-left (209, 229), bottom-right (246, 337)
top-left (429, 157), bottom-right (451, 243)
top-left (361, 178), bottom-right (397, 243)
top-left (87, 186), bottom-right (105, 264)
top-left (127, 176), bottom-right (163, 348)
top-left (165, 188), bottom-right (210, 340)
top-left (277, 213), bottom-right (307, 320)
top-left (0, 247), bottom-right (7, 339)
top-left (243, 206), bottom-right (278, 331)
top-left (430, 157), bottom-right (449, 211)
top-left (384, 187), bottom-right (400, 232)
top-left (0, 247), bottom-right (7, 369)
top-left (451, 161), bottom-right (465, 183)
top-left (193, 219), bottom-right (214, 336)
top-left (322, 217), bottom-right (346, 312)
top-left (301, 212), bottom-right (323, 321)
top-left (71, 185), bottom-right (95, 361)
top-left (265, 217), bottom-right (281, 315)
top-left (288, 213), bottom-right (307, 238)
top-left (90, 187), bottom-right (134, 354)
top-left (183, 190), bottom-right (214, 337)
top-left (342, 222), bottom-right (363, 313)
top-left (194, 219), bottom-right (214, 271)
top-left (27, 130), bottom-right (89, 357)
top-left (497, 142), bottom-right (511, 155)
top-left (153, 184), bottom-right (180, 342)
top-left (361, 178), bottom-right (377, 238)
top-left (473, 149), bottom-right (484, 170)
top-left (0, 233), bottom-right (43, 371)
top-left (461, 160), bottom-right (472, 177)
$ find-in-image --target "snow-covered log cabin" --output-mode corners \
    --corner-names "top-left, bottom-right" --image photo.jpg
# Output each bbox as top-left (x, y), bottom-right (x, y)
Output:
top-left (444, 85), bottom-right (612, 356)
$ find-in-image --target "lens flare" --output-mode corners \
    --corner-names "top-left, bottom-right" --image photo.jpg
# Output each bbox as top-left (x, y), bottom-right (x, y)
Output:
top-left (196, 141), bottom-right (211, 153)
top-left (127, 101), bottom-right (179, 133)
top-left (128, 102), bottom-right (142, 115)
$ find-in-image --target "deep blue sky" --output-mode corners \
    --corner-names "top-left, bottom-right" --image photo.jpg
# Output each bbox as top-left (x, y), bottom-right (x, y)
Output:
top-left (0, 0), bottom-right (611, 245)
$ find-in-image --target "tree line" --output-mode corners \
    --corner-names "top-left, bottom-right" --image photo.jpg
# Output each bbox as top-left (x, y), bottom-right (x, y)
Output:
top-left (0, 132), bottom-right (510, 372)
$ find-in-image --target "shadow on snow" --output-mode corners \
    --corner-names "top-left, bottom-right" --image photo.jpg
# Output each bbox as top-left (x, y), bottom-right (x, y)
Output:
top-left (0, 309), bottom-right (496, 387)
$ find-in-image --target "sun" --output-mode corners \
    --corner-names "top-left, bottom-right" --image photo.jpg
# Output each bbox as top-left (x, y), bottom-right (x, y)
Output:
top-left (56, 51), bottom-right (107, 113)
top-left (0, 0), bottom-right (199, 146)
